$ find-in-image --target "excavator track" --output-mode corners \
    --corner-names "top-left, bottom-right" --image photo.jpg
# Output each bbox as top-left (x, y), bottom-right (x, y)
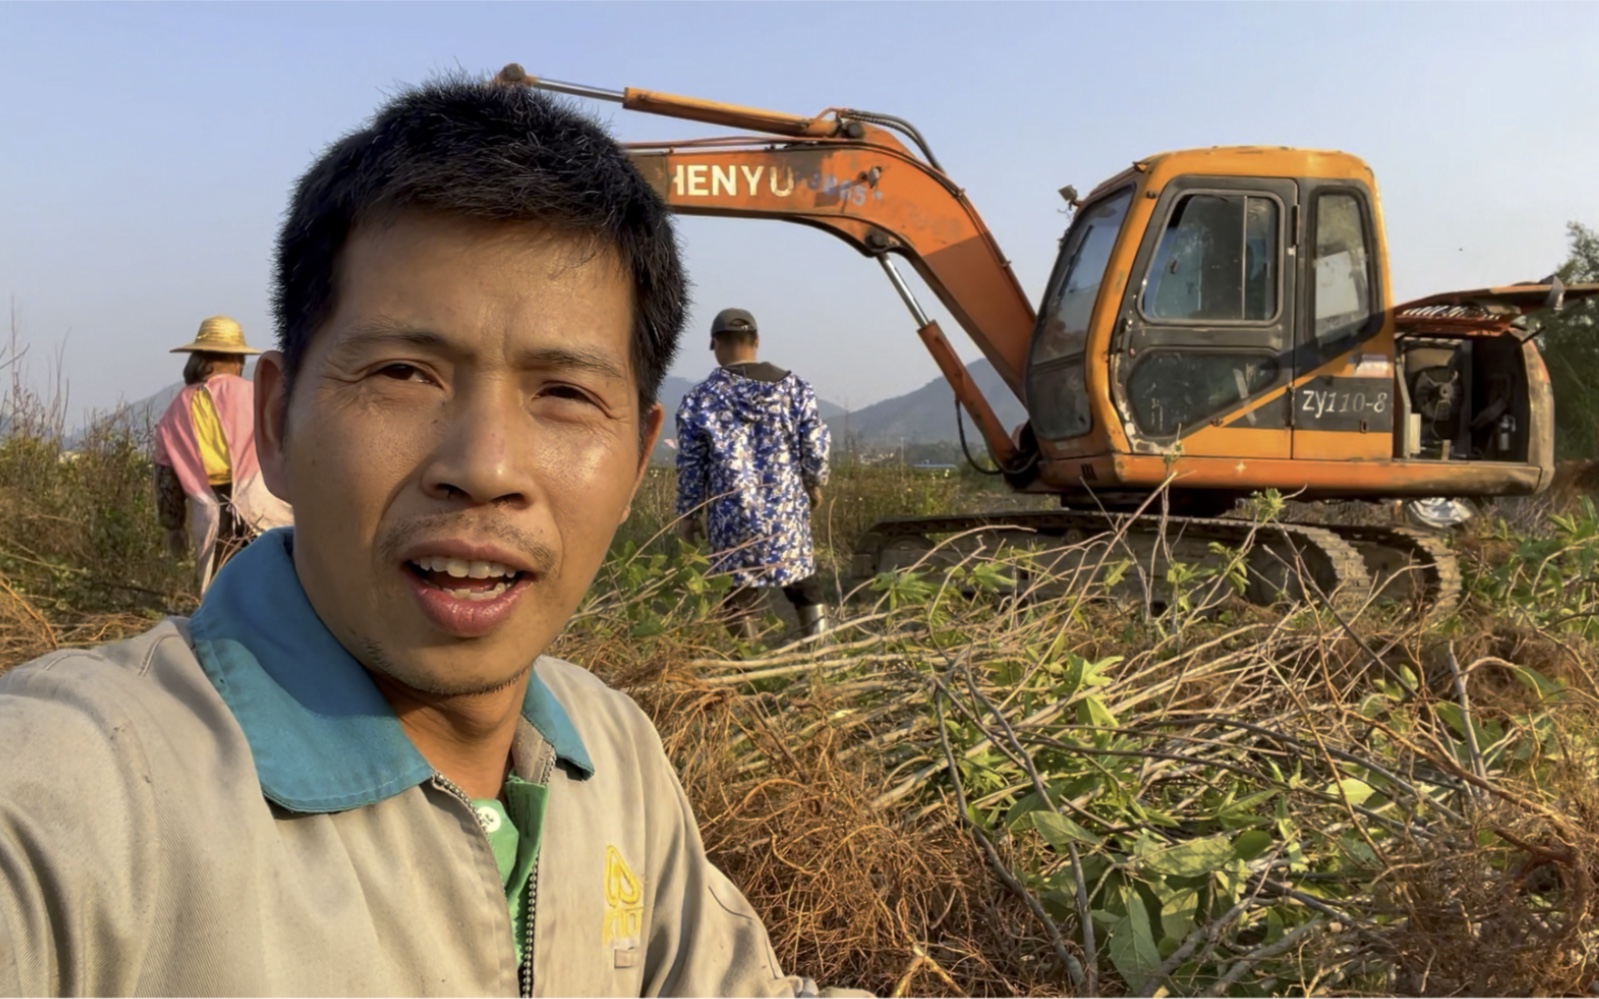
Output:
top-left (851, 508), bottom-right (1456, 620)
top-left (1326, 524), bottom-right (1462, 623)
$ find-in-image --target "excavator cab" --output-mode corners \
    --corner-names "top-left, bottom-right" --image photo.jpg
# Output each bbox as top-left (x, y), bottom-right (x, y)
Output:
top-left (1023, 149), bottom-right (1565, 507)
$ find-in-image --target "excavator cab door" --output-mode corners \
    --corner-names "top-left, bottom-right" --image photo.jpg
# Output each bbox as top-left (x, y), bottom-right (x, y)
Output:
top-left (1287, 184), bottom-right (1388, 460)
top-left (1112, 177), bottom-right (1299, 459)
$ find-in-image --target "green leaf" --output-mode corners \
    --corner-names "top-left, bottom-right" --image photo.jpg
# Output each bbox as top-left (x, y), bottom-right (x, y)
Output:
top-left (1139, 835), bottom-right (1235, 877)
top-left (1031, 810), bottom-right (1100, 849)
top-left (1005, 791), bottom-right (1047, 830)
top-left (1233, 829), bottom-right (1273, 861)
top-left (1433, 702), bottom-right (1470, 740)
top-left (1509, 664), bottom-right (1565, 700)
top-left (1138, 806), bottom-right (1183, 829)
top-left (1397, 663), bottom-right (1420, 691)
top-left (1102, 558), bottom-right (1132, 588)
top-left (968, 561), bottom-right (1016, 592)
top-left (1215, 788), bottom-right (1279, 829)
top-left (1325, 778), bottom-right (1375, 808)
top-left (1357, 692), bottom-right (1394, 718)
top-left (1056, 652), bottom-right (1116, 698)
top-left (629, 616), bottom-right (665, 638)
top-left (1038, 887), bottom-right (1077, 923)
top-left (1105, 885), bottom-right (1163, 994)
top-left (1077, 695), bottom-right (1119, 729)
top-left (1286, 838), bottom-right (1308, 873)
top-left (1265, 907), bottom-right (1285, 945)
top-left (1161, 886), bottom-right (1200, 945)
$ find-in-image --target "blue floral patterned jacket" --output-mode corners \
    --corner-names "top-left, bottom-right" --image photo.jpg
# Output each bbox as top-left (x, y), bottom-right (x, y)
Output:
top-left (674, 362), bottom-right (831, 587)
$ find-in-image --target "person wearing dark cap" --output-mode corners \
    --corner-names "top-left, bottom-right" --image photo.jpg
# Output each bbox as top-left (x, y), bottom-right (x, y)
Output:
top-left (675, 307), bottom-right (833, 639)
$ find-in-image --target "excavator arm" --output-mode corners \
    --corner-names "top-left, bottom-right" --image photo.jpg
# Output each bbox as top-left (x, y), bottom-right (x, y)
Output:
top-left (493, 65), bottom-right (1030, 468)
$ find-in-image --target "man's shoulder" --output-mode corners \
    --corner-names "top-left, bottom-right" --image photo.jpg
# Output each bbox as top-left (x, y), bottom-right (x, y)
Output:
top-left (206, 373), bottom-right (256, 403)
top-left (0, 618), bottom-right (230, 735)
top-left (0, 618), bottom-right (226, 776)
top-left (1, 618), bottom-right (195, 693)
top-left (533, 655), bottom-right (647, 720)
top-left (532, 655), bottom-right (664, 758)
top-left (156, 382), bottom-right (196, 417)
top-left (678, 371), bottom-right (726, 404)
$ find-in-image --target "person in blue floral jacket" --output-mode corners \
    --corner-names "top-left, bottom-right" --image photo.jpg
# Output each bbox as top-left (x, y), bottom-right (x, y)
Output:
top-left (675, 308), bottom-right (833, 638)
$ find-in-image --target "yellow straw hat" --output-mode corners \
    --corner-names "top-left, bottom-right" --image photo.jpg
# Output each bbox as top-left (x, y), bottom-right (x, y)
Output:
top-left (170, 315), bottom-right (261, 355)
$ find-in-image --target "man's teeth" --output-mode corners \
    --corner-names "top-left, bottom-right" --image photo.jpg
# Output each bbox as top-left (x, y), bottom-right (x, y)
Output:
top-left (441, 581), bottom-right (511, 601)
top-left (410, 555), bottom-right (519, 579)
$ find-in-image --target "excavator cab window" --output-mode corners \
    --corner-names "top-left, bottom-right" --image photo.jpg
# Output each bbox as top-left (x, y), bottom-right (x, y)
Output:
top-left (1310, 191), bottom-right (1374, 347)
top-left (1028, 185), bottom-right (1135, 439)
top-left (1142, 194), bottom-right (1279, 323)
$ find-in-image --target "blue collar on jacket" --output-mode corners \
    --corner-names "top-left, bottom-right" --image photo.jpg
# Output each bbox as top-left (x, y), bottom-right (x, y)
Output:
top-left (187, 527), bottom-right (593, 814)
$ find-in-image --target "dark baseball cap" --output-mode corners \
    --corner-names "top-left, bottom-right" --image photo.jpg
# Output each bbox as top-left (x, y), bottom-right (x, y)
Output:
top-left (711, 308), bottom-right (758, 336)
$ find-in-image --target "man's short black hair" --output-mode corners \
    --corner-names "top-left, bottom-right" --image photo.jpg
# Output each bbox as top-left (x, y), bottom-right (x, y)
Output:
top-left (712, 329), bottom-right (759, 350)
top-left (272, 72), bottom-right (687, 413)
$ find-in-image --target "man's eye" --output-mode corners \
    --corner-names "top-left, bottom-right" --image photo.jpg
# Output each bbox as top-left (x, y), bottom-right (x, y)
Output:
top-left (541, 384), bottom-right (596, 405)
top-left (376, 363), bottom-right (429, 382)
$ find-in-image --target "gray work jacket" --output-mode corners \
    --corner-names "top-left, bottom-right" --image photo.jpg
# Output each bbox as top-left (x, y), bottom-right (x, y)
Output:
top-left (0, 530), bottom-right (819, 997)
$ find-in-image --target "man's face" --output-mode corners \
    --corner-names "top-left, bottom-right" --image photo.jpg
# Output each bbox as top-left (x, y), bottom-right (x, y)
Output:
top-left (255, 213), bottom-right (662, 696)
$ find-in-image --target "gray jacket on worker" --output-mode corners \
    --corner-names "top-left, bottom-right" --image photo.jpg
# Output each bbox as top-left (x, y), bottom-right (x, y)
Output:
top-left (0, 529), bottom-right (817, 997)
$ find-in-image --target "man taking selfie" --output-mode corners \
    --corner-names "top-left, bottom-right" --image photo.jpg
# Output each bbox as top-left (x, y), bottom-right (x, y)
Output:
top-left (0, 70), bottom-right (849, 998)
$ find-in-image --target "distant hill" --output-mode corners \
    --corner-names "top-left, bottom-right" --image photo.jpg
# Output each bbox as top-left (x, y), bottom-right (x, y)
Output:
top-left (825, 358), bottom-right (1026, 449)
top-left (66, 359), bottom-right (261, 447)
top-left (650, 358), bottom-right (1025, 466)
top-left (657, 371), bottom-right (846, 425)
top-left (103, 381), bottom-right (184, 434)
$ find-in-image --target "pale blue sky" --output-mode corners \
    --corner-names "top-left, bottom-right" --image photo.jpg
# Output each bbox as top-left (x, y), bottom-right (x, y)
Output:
top-left (3, 1), bottom-right (1596, 423)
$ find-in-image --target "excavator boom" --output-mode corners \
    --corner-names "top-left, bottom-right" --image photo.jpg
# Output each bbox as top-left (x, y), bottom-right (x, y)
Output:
top-left (495, 65), bottom-right (1034, 468)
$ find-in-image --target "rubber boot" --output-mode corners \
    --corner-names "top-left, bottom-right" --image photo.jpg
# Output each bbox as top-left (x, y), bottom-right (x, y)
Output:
top-left (798, 604), bottom-right (831, 640)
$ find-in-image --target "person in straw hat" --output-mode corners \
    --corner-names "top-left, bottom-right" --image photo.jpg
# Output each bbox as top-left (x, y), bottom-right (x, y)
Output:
top-left (152, 315), bottom-right (293, 592)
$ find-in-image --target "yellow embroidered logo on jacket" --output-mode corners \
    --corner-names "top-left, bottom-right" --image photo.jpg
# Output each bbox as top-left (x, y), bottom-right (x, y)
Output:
top-left (603, 845), bottom-right (643, 947)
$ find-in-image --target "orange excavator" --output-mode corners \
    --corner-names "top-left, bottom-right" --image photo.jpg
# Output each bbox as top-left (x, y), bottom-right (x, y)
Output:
top-left (495, 64), bottom-right (1597, 617)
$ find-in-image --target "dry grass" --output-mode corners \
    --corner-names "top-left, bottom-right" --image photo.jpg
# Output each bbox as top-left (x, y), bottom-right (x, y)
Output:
top-left (637, 675), bottom-right (1046, 996)
top-left (559, 504), bottom-right (1599, 996)
top-left (9, 360), bottom-right (1599, 996)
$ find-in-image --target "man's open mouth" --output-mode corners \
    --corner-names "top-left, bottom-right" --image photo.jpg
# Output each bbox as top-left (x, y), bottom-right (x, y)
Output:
top-left (405, 556), bottom-right (530, 601)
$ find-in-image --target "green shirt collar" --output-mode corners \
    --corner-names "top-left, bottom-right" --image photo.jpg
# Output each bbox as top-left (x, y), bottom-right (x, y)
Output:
top-left (188, 528), bottom-right (593, 814)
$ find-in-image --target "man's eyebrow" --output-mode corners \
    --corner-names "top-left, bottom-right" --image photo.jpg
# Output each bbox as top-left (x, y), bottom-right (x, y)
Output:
top-left (520, 346), bottom-right (630, 383)
top-left (331, 318), bottom-right (452, 353)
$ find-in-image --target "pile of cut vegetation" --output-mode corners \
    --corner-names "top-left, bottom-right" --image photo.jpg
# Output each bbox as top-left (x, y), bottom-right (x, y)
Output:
top-left (563, 506), bottom-right (1599, 996)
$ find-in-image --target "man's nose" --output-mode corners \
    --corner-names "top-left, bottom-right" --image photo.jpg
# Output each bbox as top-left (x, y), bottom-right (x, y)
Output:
top-left (421, 385), bottom-right (535, 507)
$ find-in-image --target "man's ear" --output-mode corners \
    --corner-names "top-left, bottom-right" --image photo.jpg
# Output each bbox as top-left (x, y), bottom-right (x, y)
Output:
top-left (621, 401), bottom-right (665, 524)
top-left (253, 350), bottom-right (293, 503)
